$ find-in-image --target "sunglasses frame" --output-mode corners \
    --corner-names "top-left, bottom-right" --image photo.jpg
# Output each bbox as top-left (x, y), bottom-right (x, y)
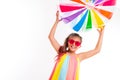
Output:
top-left (68, 39), bottom-right (81, 47)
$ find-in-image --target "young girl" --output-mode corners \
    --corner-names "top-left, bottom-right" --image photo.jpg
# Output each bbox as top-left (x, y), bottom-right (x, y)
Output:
top-left (48, 11), bottom-right (104, 80)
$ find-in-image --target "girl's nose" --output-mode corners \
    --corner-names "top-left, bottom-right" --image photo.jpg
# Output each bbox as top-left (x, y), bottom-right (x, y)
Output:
top-left (72, 43), bottom-right (76, 46)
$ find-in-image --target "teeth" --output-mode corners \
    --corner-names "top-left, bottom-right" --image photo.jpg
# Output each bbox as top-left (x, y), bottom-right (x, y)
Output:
top-left (71, 46), bottom-right (76, 49)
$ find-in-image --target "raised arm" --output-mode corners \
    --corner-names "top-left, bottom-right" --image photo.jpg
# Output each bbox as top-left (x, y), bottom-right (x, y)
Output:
top-left (48, 11), bottom-right (61, 53)
top-left (78, 27), bottom-right (105, 61)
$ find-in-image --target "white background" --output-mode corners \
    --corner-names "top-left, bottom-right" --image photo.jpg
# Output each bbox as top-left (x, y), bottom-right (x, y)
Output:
top-left (0, 0), bottom-right (120, 80)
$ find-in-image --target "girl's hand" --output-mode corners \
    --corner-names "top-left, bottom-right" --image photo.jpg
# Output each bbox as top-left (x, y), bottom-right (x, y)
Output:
top-left (55, 11), bottom-right (61, 22)
top-left (97, 25), bottom-right (105, 34)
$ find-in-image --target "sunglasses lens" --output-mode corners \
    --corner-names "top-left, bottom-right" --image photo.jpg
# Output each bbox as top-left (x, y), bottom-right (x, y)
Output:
top-left (75, 42), bottom-right (81, 46)
top-left (69, 39), bottom-right (74, 44)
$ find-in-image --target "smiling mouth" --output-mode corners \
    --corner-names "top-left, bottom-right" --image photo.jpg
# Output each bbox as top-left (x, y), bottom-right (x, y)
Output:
top-left (70, 45), bottom-right (76, 49)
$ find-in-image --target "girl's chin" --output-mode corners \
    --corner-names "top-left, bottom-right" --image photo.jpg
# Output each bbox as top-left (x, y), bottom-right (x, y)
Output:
top-left (68, 46), bottom-right (78, 52)
top-left (69, 48), bottom-right (76, 52)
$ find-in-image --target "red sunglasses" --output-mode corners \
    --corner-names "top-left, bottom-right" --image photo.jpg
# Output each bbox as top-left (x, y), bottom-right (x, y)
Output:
top-left (68, 39), bottom-right (81, 46)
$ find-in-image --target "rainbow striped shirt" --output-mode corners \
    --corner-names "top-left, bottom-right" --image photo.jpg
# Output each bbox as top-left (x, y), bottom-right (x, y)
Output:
top-left (49, 53), bottom-right (80, 80)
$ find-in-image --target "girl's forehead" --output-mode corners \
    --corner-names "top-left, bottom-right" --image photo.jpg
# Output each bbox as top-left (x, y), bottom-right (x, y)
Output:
top-left (69, 36), bottom-right (81, 41)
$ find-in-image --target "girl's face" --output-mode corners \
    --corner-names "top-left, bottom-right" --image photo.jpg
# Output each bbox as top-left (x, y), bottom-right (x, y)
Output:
top-left (68, 36), bottom-right (81, 53)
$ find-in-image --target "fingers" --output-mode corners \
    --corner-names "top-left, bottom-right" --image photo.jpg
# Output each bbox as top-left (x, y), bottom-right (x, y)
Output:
top-left (55, 11), bottom-right (59, 22)
top-left (55, 11), bottom-right (62, 22)
top-left (97, 25), bottom-right (105, 34)
top-left (56, 11), bottom-right (59, 17)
